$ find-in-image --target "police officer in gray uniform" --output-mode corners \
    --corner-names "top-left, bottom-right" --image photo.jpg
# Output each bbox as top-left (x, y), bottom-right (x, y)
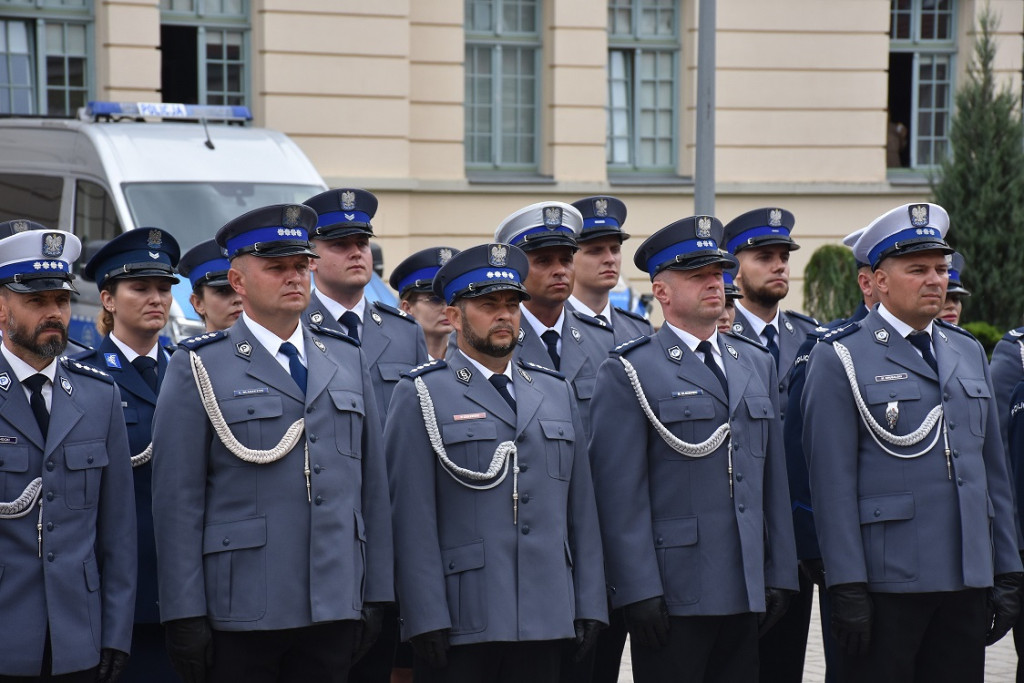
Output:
top-left (386, 242), bottom-right (606, 683)
top-left (568, 196), bottom-right (652, 345)
top-left (589, 215), bottom-right (798, 683)
top-left (803, 203), bottom-right (1022, 683)
top-left (302, 188), bottom-right (429, 427)
top-left (495, 202), bottom-right (613, 437)
top-left (0, 229), bottom-right (136, 681)
top-left (151, 204), bottom-right (393, 683)
top-left (723, 207), bottom-right (818, 682)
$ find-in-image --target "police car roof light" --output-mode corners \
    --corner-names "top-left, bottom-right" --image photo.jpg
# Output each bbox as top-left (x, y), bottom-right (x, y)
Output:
top-left (82, 101), bottom-right (253, 123)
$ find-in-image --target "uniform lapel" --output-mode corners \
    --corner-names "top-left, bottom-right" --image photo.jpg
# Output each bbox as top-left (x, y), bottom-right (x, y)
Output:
top-left (657, 327), bottom-right (727, 405)
top-left (863, 313), bottom-right (934, 379)
top-left (98, 336), bottom-right (157, 405)
top-left (731, 308), bottom-right (759, 344)
top-left (303, 328), bottom-right (338, 405)
top-left (359, 307), bottom-right (390, 367)
top-left (45, 364), bottom-right (83, 457)
top-left (233, 320), bottom-right (306, 403)
top-left (778, 312), bottom-right (800, 373)
top-left (512, 365), bottom-right (543, 439)
top-left (457, 360), bottom-right (516, 428)
top-left (719, 336), bottom-right (753, 418)
top-left (557, 315), bottom-right (586, 384)
top-left (0, 355), bottom-right (44, 449)
top-left (933, 327), bottom-right (960, 390)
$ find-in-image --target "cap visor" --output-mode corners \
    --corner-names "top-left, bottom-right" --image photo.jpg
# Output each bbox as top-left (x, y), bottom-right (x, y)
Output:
top-left (459, 282), bottom-right (531, 301)
top-left (578, 229), bottom-right (629, 242)
top-left (312, 225), bottom-right (374, 241)
top-left (245, 246), bottom-right (320, 259)
top-left (737, 236), bottom-right (800, 252)
top-left (659, 252), bottom-right (737, 274)
top-left (518, 235), bottom-right (579, 252)
top-left (4, 278), bottom-right (78, 294)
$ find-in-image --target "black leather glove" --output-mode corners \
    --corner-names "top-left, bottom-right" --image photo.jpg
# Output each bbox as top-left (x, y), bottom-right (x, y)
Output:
top-left (573, 619), bottom-right (603, 662)
top-left (96, 648), bottom-right (129, 683)
top-left (829, 583), bottom-right (873, 658)
top-left (164, 617), bottom-right (213, 683)
top-left (623, 596), bottom-right (670, 649)
top-left (799, 558), bottom-right (827, 588)
top-left (410, 629), bottom-right (449, 669)
top-left (352, 602), bottom-right (387, 663)
top-left (758, 587), bottom-right (793, 637)
top-left (986, 572), bottom-right (1023, 645)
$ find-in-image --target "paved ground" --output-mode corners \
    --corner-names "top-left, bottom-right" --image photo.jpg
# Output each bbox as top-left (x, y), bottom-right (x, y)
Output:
top-left (617, 586), bottom-right (1019, 682)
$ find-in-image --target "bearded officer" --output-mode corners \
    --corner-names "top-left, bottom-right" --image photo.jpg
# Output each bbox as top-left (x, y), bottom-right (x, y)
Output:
top-left (0, 229), bottom-right (136, 681)
top-left (386, 243), bottom-right (606, 683)
top-left (151, 204), bottom-right (393, 683)
top-left (589, 215), bottom-right (797, 683)
top-left (803, 203), bottom-right (1021, 683)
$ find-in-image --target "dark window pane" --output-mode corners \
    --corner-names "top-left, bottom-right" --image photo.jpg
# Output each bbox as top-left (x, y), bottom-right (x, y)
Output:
top-left (67, 57), bottom-right (84, 87)
top-left (0, 173), bottom-right (63, 226)
top-left (46, 56), bottom-right (65, 87)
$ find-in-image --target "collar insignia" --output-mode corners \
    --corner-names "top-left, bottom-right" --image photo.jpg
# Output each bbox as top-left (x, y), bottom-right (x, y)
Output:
top-left (456, 367), bottom-right (472, 384)
top-left (726, 343), bottom-right (738, 359)
top-left (732, 322), bottom-right (744, 333)
top-left (517, 327), bottom-right (525, 344)
top-left (60, 377), bottom-right (73, 395)
top-left (312, 337), bottom-right (326, 353)
top-left (937, 329), bottom-right (947, 342)
top-left (784, 319), bottom-right (794, 333)
top-left (310, 311), bottom-right (324, 325)
top-left (371, 310), bottom-right (383, 325)
top-left (667, 345), bottom-right (682, 361)
top-left (104, 353), bottom-right (121, 369)
top-left (517, 365), bottom-right (532, 382)
top-left (571, 326), bottom-right (581, 342)
top-left (236, 341), bottom-right (253, 357)
top-left (0, 373), bottom-right (10, 391)
top-left (874, 328), bottom-right (889, 344)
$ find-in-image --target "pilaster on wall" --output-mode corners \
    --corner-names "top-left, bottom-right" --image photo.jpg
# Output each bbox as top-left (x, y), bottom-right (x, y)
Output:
top-left (94, 0), bottom-right (161, 101)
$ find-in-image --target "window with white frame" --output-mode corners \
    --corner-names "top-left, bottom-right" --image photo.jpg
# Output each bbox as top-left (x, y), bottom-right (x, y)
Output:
top-left (160, 0), bottom-right (248, 106)
top-left (0, 0), bottom-right (91, 116)
top-left (464, 0), bottom-right (541, 172)
top-left (607, 0), bottom-right (679, 174)
top-left (888, 0), bottom-right (956, 169)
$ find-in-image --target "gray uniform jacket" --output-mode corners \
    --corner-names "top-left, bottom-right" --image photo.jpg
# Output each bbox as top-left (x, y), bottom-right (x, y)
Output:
top-left (803, 311), bottom-right (1021, 592)
top-left (0, 356), bottom-right (136, 676)
top-left (731, 308), bottom-right (817, 422)
top-left (989, 327), bottom-right (1024, 452)
top-left (385, 353), bottom-right (607, 645)
top-left (514, 307), bottom-right (613, 436)
top-left (304, 292), bottom-right (428, 427)
top-left (589, 327), bottom-right (798, 616)
top-left (151, 319), bottom-right (393, 631)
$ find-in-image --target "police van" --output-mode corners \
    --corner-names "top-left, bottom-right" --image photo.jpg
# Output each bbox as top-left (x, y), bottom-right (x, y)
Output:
top-left (0, 101), bottom-right (395, 346)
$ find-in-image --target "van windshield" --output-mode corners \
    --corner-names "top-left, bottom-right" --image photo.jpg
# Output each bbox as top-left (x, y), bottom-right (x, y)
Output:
top-left (123, 182), bottom-right (324, 250)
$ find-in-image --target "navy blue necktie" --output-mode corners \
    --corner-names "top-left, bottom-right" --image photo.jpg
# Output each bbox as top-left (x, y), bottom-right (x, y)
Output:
top-left (595, 314), bottom-right (609, 326)
top-left (697, 340), bottom-right (729, 397)
top-left (339, 311), bottom-right (360, 343)
top-left (279, 342), bottom-right (307, 393)
top-left (132, 356), bottom-right (159, 393)
top-left (541, 330), bottom-right (561, 370)
top-left (488, 374), bottom-right (516, 411)
top-left (24, 374), bottom-right (49, 437)
top-left (907, 331), bottom-right (938, 374)
top-left (763, 324), bottom-right (780, 370)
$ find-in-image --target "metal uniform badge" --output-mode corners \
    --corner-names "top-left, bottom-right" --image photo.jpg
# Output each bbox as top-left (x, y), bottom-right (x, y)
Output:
top-left (886, 401), bottom-right (899, 430)
top-left (732, 322), bottom-right (744, 334)
top-left (594, 198), bottom-right (608, 217)
top-left (236, 341), bottom-right (253, 357)
top-left (60, 377), bottom-right (73, 395)
top-left (726, 344), bottom-right (738, 359)
top-left (371, 310), bottom-right (383, 325)
top-left (456, 367), bottom-right (472, 384)
top-left (517, 327), bottom-right (525, 344)
top-left (571, 327), bottom-right (581, 342)
top-left (147, 229), bottom-right (163, 249)
top-left (312, 337), bottom-right (326, 353)
top-left (283, 205), bottom-right (301, 228)
top-left (42, 233), bottom-right (64, 257)
top-left (310, 311), bottom-right (324, 325)
top-left (768, 208), bottom-right (783, 227)
top-left (937, 329), bottom-right (947, 342)
top-left (104, 353), bottom-right (122, 369)
top-left (489, 244), bottom-right (508, 267)
top-left (696, 216), bottom-right (712, 239)
top-left (341, 190), bottom-right (356, 210)
top-left (784, 319), bottom-right (794, 333)
top-left (517, 365), bottom-right (532, 382)
top-left (543, 206), bottom-right (563, 228)
top-left (667, 345), bottom-right (683, 361)
top-left (438, 248), bottom-right (453, 265)
top-left (11, 220), bottom-right (28, 233)
top-left (874, 328), bottom-right (890, 344)
top-left (909, 204), bottom-right (929, 227)
top-left (0, 373), bottom-right (10, 391)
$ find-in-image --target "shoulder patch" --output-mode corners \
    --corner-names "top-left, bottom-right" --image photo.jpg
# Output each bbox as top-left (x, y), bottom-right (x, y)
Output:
top-left (784, 310), bottom-right (820, 328)
top-left (611, 335), bottom-right (651, 356)
top-left (518, 358), bottom-right (565, 379)
top-left (406, 359), bottom-right (447, 378)
top-left (614, 306), bottom-right (649, 323)
top-left (373, 300), bottom-right (418, 324)
top-left (571, 310), bottom-right (611, 329)
top-left (178, 330), bottom-right (227, 350)
top-left (1001, 326), bottom-right (1024, 343)
top-left (723, 330), bottom-right (770, 352)
top-left (819, 321), bottom-right (861, 344)
top-left (308, 323), bottom-right (360, 347)
top-left (60, 356), bottom-right (115, 385)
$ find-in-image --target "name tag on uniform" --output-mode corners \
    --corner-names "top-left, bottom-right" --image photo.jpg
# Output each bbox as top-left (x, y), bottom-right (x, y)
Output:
top-left (454, 412), bottom-right (487, 421)
top-left (672, 390), bottom-right (703, 398)
top-left (233, 387), bottom-right (270, 397)
top-left (874, 373), bottom-right (908, 383)
top-left (0, 435), bottom-right (17, 444)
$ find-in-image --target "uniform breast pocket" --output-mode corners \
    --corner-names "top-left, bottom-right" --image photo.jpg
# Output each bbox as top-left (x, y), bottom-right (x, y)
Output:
top-left (573, 375), bottom-right (595, 401)
top-left (743, 395), bottom-right (775, 456)
top-left (859, 492), bottom-right (917, 583)
top-left (376, 363), bottom-right (406, 406)
top-left (329, 390), bottom-right (366, 458)
top-left (219, 395), bottom-right (284, 448)
top-left (540, 420), bottom-right (575, 481)
top-left (0, 445), bottom-right (29, 501)
top-left (863, 381), bottom-right (921, 431)
top-left (653, 516), bottom-right (700, 605)
top-left (202, 517), bottom-right (268, 622)
top-left (658, 395), bottom-right (716, 446)
top-left (442, 539), bottom-right (487, 635)
top-left (441, 421), bottom-right (498, 473)
top-left (958, 377), bottom-right (991, 437)
top-left (121, 407), bottom-right (139, 426)
top-left (64, 440), bottom-right (108, 509)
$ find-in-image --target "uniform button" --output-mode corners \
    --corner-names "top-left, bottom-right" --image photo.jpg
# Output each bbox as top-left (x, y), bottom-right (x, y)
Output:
top-left (943, 393), bottom-right (951, 401)
top-left (247, 407), bottom-right (255, 415)
top-left (87, 455), bottom-right (94, 464)
top-left (222, 538), bottom-right (230, 546)
top-left (307, 406), bottom-right (315, 414)
top-left (309, 435), bottom-right (318, 443)
top-left (520, 464), bottom-right (528, 473)
top-left (779, 382), bottom-right (784, 392)
top-left (953, 449), bottom-right (960, 458)
top-left (46, 522), bottom-right (54, 531)
top-left (315, 495), bottom-right (323, 505)
top-left (683, 409), bottom-right (692, 417)
top-left (762, 407), bottom-right (768, 415)
top-left (874, 509), bottom-right (881, 518)
top-left (47, 552), bottom-right (54, 562)
top-left (521, 493), bottom-right (529, 503)
top-left (735, 473), bottom-right (743, 482)
top-left (558, 427), bottom-right (564, 436)
top-left (656, 537), bottom-right (664, 546)
top-left (45, 460), bottom-right (54, 471)
top-left (957, 477), bottom-right (964, 486)
top-left (351, 400), bottom-right (357, 408)
top-left (609, 586), bottom-right (617, 594)
top-left (522, 525), bottom-right (530, 535)
top-left (313, 464), bottom-right (322, 474)
top-left (466, 430), bottom-right (474, 438)
top-left (948, 422), bottom-right (956, 430)
top-left (738, 504), bottom-right (745, 512)
top-left (889, 391), bottom-right (896, 398)
top-left (46, 491), bottom-right (54, 502)
top-left (518, 434), bottom-right (527, 442)
top-left (448, 561), bottom-right (455, 570)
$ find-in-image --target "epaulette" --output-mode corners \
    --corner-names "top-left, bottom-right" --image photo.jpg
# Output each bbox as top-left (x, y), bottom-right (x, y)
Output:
top-left (517, 358), bottom-right (565, 379)
top-left (818, 321), bottom-right (861, 344)
top-left (934, 318), bottom-right (975, 339)
top-left (723, 330), bottom-right (769, 351)
top-left (177, 330), bottom-right (227, 350)
top-left (163, 343), bottom-right (178, 356)
top-left (308, 323), bottom-right (360, 347)
top-left (611, 335), bottom-right (651, 356)
top-left (60, 356), bottom-right (114, 385)
top-left (67, 337), bottom-right (93, 352)
top-left (372, 300), bottom-right (418, 323)
top-left (1001, 326), bottom-right (1024, 343)
top-left (570, 310), bottom-right (611, 330)
top-left (613, 306), bottom-right (649, 323)
top-left (405, 359), bottom-right (447, 378)
top-left (784, 310), bottom-right (820, 327)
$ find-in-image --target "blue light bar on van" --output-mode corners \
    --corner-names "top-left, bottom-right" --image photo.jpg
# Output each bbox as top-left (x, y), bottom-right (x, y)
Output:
top-left (85, 101), bottom-right (252, 122)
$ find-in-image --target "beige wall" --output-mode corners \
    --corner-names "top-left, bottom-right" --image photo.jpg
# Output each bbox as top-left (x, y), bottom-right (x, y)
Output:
top-left (90, 0), bottom-right (1024, 314)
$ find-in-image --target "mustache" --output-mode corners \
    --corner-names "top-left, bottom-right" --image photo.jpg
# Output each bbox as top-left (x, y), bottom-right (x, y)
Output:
top-left (37, 321), bottom-right (67, 334)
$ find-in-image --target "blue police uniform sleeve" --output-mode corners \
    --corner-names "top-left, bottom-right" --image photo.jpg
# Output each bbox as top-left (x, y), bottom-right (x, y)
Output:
top-left (358, 348), bottom-right (395, 604)
top-left (802, 341), bottom-right (869, 587)
top-left (784, 335), bottom-right (821, 560)
top-left (588, 354), bottom-right (664, 608)
top-left (96, 382), bottom-right (138, 652)
top-left (151, 348), bottom-right (213, 621)
top-left (385, 377), bottom-right (453, 639)
top-left (564, 384), bottom-right (609, 625)
top-left (1008, 381), bottom-right (1024, 551)
top-left (991, 338), bottom-right (1024, 452)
